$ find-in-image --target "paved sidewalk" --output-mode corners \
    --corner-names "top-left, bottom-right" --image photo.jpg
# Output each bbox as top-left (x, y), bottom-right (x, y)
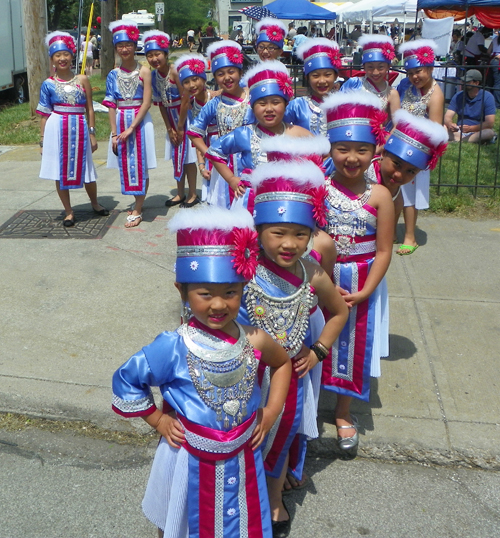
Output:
top-left (1, 113), bottom-right (499, 469)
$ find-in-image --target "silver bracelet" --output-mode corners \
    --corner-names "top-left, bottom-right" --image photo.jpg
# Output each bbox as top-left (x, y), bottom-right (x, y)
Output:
top-left (88, 127), bottom-right (96, 135)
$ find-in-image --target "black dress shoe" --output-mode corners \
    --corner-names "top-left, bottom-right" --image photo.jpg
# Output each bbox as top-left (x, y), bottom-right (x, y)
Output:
top-left (272, 504), bottom-right (291, 538)
top-left (165, 195), bottom-right (186, 207)
top-left (93, 206), bottom-right (110, 216)
top-left (63, 217), bottom-right (75, 227)
top-left (180, 196), bottom-right (201, 208)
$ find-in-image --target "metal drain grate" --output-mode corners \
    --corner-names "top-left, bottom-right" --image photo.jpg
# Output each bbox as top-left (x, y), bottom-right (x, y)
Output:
top-left (0, 209), bottom-right (120, 239)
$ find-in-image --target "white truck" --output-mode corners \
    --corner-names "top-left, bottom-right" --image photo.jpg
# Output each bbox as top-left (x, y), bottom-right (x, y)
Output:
top-left (0, 0), bottom-right (28, 103)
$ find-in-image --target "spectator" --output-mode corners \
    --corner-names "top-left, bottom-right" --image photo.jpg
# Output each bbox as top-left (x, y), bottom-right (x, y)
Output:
top-left (444, 69), bottom-right (496, 143)
top-left (450, 29), bottom-right (464, 64)
top-left (291, 26), bottom-right (308, 64)
top-left (187, 28), bottom-right (195, 52)
top-left (206, 22), bottom-right (215, 37)
top-left (350, 25), bottom-right (362, 41)
top-left (288, 22), bottom-right (297, 40)
top-left (90, 31), bottom-right (99, 69)
top-left (464, 26), bottom-right (490, 65)
top-left (488, 28), bottom-right (500, 109)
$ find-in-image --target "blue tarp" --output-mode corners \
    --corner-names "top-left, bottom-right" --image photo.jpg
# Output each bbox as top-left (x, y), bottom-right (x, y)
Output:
top-left (266, 0), bottom-right (337, 20)
top-left (417, 0), bottom-right (499, 9)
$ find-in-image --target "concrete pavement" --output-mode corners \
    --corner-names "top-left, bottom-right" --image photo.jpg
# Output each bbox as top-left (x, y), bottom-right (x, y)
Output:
top-left (1, 107), bottom-right (499, 469)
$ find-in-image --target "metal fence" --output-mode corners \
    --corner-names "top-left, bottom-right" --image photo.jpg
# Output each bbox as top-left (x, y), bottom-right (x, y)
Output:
top-left (284, 61), bottom-right (500, 198)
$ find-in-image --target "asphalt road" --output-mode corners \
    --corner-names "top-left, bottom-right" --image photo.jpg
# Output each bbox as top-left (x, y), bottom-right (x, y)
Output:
top-left (1, 427), bottom-right (499, 538)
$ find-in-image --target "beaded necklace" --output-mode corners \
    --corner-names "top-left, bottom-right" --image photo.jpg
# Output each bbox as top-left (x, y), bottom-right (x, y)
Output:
top-left (401, 80), bottom-right (436, 118)
top-left (179, 321), bottom-right (258, 429)
top-left (53, 75), bottom-right (84, 105)
top-left (250, 123), bottom-right (285, 166)
top-left (117, 64), bottom-right (141, 101)
top-left (246, 260), bottom-right (314, 357)
top-left (362, 76), bottom-right (391, 112)
top-left (325, 175), bottom-right (373, 259)
top-left (216, 90), bottom-right (250, 136)
top-left (304, 95), bottom-right (328, 136)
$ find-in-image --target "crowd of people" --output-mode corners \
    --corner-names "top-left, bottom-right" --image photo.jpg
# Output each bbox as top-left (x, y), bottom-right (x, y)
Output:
top-left (39, 21), bottom-right (463, 538)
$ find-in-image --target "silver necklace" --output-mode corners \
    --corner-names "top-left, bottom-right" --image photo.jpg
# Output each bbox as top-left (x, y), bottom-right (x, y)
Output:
top-left (325, 175), bottom-right (373, 259)
top-left (305, 96), bottom-right (327, 136)
top-left (53, 75), bottom-right (83, 106)
top-left (246, 260), bottom-right (313, 357)
top-left (402, 80), bottom-right (436, 118)
top-left (362, 76), bottom-right (390, 111)
top-left (250, 123), bottom-right (284, 166)
top-left (216, 90), bottom-right (249, 136)
top-left (117, 64), bottom-right (141, 101)
top-left (179, 322), bottom-right (258, 429)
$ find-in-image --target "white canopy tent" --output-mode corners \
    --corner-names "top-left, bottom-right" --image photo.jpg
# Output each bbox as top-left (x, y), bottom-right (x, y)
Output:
top-left (339, 0), bottom-right (418, 24)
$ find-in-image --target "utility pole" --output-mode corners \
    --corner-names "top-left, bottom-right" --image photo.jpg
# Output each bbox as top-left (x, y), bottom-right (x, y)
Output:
top-left (22, 0), bottom-right (50, 116)
top-left (101, 0), bottom-right (115, 79)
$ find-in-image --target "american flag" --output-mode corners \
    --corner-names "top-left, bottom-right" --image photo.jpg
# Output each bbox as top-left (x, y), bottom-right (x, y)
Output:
top-left (237, 6), bottom-right (278, 20)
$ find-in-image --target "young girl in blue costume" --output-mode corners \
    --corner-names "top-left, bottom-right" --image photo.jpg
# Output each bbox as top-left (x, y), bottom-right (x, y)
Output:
top-left (365, 109), bottom-right (448, 237)
top-left (205, 61), bottom-right (311, 211)
top-left (238, 158), bottom-right (348, 536)
top-left (112, 206), bottom-right (292, 538)
top-left (104, 21), bottom-right (156, 228)
top-left (396, 39), bottom-right (444, 255)
top-left (285, 38), bottom-right (342, 137)
top-left (174, 54), bottom-right (218, 204)
top-left (259, 134), bottom-right (338, 280)
top-left (341, 35), bottom-right (400, 125)
top-left (37, 31), bottom-right (108, 227)
top-left (254, 18), bottom-right (287, 62)
top-left (187, 41), bottom-right (254, 208)
top-left (320, 91), bottom-right (394, 454)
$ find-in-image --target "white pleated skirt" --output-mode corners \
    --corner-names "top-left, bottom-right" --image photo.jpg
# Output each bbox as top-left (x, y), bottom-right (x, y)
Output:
top-left (401, 169), bottom-right (430, 210)
top-left (370, 276), bottom-right (389, 377)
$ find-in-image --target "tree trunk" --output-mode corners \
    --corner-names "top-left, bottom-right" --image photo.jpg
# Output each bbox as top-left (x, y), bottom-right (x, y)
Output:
top-left (22, 0), bottom-right (50, 117)
top-left (101, 0), bottom-right (115, 80)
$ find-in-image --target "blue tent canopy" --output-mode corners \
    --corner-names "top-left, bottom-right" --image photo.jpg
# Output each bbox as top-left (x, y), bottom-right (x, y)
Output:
top-left (266, 0), bottom-right (337, 20)
top-left (417, 0), bottom-right (498, 8)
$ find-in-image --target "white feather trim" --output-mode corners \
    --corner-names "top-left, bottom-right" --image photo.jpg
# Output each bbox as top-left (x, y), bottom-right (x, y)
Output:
top-left (321, 90), bottom-right (383, 113)
top-left (206, 40), bottom-right (242, 59)
top-left (260, 135), bottom-right (330, 157)
top-left (296, 37), bottom-right (339, 61)
top-left (249, 160), bottom-right (325, 189)
top-left (255, 18), bottom-right (287, 34)
top-left (392, 109), bottom-right (448, 147)
top-left (398, 38), bottom-right (438, 55)
top-left (242, 60), bottom-right (289, 87)
top-left (358, 34), bottom-right (394, 48)
top-left (109, 20), bottom-right (138, 32)
top-left (45, 31), bottom-right (74, 48)
top-left (174, 53), bottom-right (208, 72)
top-left (168, 206), bottom-right (255, 233)
top-left (143, 30), bottom-right (170, 42)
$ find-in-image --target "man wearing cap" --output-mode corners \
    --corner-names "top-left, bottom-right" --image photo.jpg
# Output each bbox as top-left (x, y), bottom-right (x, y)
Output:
top-left (444, 69), bottom-right (496, 143)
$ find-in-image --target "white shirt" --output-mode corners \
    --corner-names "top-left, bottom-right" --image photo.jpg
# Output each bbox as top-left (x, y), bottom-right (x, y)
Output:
top-left (465, 32), bottom-right (485, 57)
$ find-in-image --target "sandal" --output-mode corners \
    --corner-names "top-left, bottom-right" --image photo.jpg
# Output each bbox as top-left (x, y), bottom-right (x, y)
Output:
top-left (396, 244), bottom-right (419, 256)
top-left (125, 213), bottom-right (142, 228)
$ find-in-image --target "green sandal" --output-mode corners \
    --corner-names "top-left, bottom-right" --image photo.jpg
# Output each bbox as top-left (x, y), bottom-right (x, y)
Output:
top-left (397, 244), bottom-right (419, 256)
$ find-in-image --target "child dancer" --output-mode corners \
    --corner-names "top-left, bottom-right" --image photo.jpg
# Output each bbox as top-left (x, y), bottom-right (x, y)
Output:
top-left (187, 40), bottom-right (254, 207)
top-left (238, 159), bottom-right (349, 536)
top-left (396, 39), bottom-right (444, 255)
top-left (254, 18), bottom-right (287, 61)
top-left (366, 109), bottom-right (448, 238)
top-left (104, 21), bottom-right (156, 227)
top-left (174, 53), bottom-right (216, 206)
top-left (341, 35), bottom-right (400, 123)
top-left (205, 61), bottom-right (310, 210)
top-left (145, 32), bottom-right (199, 208)
top-left (37, 31), bottom-right (108, 227)
top-left (112, 206), bottom-right (292, 538)
top-left (285, 38), bottom-right (342, 136)
top-left (320, 91), bottom-right (395, 453)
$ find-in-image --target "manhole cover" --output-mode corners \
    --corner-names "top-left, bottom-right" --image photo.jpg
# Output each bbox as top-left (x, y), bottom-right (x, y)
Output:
top-left (0, 209), bottom-right (120, 239)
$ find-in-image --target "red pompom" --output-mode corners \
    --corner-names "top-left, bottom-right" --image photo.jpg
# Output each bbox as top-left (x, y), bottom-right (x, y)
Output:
top-left (312, 185), bottom-right (328, 228)
top-left (427, 142), bottom-right (447, 170)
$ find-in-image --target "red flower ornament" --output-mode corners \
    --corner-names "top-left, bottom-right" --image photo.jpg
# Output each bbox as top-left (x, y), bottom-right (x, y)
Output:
top-left (370, 109), bottom-right (388, 146)
top-left (328, 48), bottom-right (342, 70)
top-left (229, 49), bottom-right (244, 65)
top-left (415, 46), bottom-right (434, 65)
top-left (381, 44), bottom-right (395, 61)
top-left (312, 185), bottom-right (328, 228)
top-left (266, 26), bottom-right (284, 42)
top-left (61, 36), bottom-right (76, 54)
top-left (276, 71), bottom-right (294, 100)
top-left (186, 58), bottom-right (205, 74)
top-left (126, 27), bottom-right (139, 42)
top-left (427, 142), bottom-right (447, 170)
top-left (231, 228), bottom-right (259, 280)
top-left (157, 36), bottom-right (169, 49)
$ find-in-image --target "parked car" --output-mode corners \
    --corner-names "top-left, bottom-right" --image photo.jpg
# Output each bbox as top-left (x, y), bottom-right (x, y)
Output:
top-left (136, 34), bottom-right (145, 54)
